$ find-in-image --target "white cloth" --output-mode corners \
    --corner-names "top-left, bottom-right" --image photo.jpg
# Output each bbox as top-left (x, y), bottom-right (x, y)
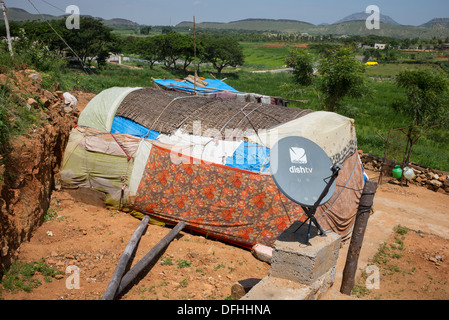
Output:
top-left (63, 92), bottom-right (78, 109)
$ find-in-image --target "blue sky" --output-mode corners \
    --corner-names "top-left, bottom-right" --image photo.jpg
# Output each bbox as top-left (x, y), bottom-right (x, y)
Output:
top-left (10, 0), bottom-right (449, 26)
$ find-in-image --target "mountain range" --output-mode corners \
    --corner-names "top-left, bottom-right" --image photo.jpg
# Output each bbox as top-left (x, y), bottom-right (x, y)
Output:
top-left (3, 7), bottom-right (138, 27)
top-left (177, 14), bottom-right (449, 39)
top-left (3, 7), bottom-right (449, 38)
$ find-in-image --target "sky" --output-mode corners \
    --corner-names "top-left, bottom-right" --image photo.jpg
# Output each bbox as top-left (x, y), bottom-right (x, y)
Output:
top-left (8, 0), bottom-right (449, 26)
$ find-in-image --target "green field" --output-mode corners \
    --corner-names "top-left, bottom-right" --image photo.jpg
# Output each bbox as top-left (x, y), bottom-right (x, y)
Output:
top-left (240, 42), bottom-right (300, 70)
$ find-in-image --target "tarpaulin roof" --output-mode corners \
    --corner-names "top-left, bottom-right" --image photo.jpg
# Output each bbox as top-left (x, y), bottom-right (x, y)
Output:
top-left (153, 78), bottom-right (240, 94)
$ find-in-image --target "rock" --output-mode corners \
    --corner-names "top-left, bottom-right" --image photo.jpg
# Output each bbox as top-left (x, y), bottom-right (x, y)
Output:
top-left (63, 106), bottom-right (74, 113)
top-left (40, 97), bottom-right (51, 108)
top-left (27, 98), bottom-right (38, 108)
top-left (231, 278), bottom-right (262, 299)
top-left (28, 73), bottom-right (41, 82)
top-left (430, 179), bottom-right (443, 188)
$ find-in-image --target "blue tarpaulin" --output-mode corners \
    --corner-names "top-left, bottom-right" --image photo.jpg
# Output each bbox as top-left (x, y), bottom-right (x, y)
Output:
top-left (111, 116), bottom-right (160, 140)
top-left (153, 78), bottom-right (240, 94)
top-left (225, 142), bottom-right (270, 173)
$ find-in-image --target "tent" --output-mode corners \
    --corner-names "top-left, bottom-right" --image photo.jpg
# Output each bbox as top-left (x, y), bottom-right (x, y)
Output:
top-left (61, 85), bottom-right (366, 249)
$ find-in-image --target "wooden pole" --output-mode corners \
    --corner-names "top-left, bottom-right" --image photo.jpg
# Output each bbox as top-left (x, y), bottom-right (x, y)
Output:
top-left (340, 179), bottom-right (378, 295)
top-left (115, 221), bottom-right (187, 298)
top-left (1, 1), bottom-right (13, 56)
top-left (101, 215), bottom-right (150, 300)
top-left (193, 16), bottom-right (197, 95)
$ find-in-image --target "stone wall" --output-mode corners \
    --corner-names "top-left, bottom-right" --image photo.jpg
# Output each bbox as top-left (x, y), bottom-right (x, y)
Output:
top-left (359, 152), bottom-right (449, 194)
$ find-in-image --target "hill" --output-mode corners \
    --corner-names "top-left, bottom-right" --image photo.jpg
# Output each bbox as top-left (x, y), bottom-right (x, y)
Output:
top-left (5, 7), bottom-right (139, 27)
top-left (421, 18), bottom-right (449, 29)
top-left (177, 18), bottom-right (449, 39)
top-left (335, 11), bottom-right (400, 25)
top-left (177, 18), bottom-right (314, 33)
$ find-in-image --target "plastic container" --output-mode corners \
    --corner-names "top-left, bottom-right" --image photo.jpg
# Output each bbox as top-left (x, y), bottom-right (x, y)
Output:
top-left (392, 165), bottom-right (403, 179)
top-left (403, 167), bottom-right (415, 180)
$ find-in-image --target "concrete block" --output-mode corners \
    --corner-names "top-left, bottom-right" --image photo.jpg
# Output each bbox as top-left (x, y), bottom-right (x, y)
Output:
top-left (241, 267), bottom-right (336, 300)
top-left (270, 221), bottom-right (341, 285)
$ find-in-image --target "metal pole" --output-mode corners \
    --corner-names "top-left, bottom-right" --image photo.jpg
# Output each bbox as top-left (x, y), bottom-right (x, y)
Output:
top-left (1, 1), bottom-right (13, 56)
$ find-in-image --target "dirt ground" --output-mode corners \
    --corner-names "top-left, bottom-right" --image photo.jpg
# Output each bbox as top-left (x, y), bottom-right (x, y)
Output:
top-left (1, 93), bottom-right (449, 301)
top-left (2, 170), bottom-right (448, 301)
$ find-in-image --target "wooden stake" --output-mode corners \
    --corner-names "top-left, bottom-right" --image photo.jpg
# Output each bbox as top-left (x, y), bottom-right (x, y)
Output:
top-left (101, 215), bottom-right (150, 300)
top-left (193, 16), bottom-right (197, 95)
top-left (115, 221), bottom-right (187, 298)
top-left (340, 179), bottom-right (377, 295)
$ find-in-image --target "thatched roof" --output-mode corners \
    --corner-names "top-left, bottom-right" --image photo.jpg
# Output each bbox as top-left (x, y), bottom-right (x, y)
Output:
top-left (115, 88), bottom-right (313, 136)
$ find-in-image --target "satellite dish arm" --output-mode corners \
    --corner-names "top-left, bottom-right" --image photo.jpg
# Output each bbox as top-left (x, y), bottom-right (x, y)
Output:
top-left (312, 164), bottom-right (342, 208)
top-left (296, 164), bottom-right (342, 243)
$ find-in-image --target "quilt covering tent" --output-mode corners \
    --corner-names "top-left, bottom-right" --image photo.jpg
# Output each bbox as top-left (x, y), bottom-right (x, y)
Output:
top-left (61, 85), bottom-right (366, 249)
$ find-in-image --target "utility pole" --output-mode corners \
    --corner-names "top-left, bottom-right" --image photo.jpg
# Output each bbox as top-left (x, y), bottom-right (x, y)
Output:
top-left (1, 0), bottom-right (13, 56)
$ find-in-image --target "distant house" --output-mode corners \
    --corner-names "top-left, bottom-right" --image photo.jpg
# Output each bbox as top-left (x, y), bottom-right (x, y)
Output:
top-left (374, 43), bottom-right (386, 50)
top-left (107, 53), bottom-right (123, 64)
top-left (440, 43), bottom-right (449, 51)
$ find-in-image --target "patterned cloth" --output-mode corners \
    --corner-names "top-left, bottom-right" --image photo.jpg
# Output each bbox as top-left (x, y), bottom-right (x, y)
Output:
top-left (134, 143), bottom-right (364, 249)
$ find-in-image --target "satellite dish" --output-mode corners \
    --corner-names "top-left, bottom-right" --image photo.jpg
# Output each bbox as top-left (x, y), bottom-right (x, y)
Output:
top-left (270, 136), bottom-right (341, 244)
top-left (270, 136), bottom-right (336, 207)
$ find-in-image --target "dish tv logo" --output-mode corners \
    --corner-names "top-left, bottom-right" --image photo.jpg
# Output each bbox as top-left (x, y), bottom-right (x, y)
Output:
top-left (289, 147), bottom-right (313, 174)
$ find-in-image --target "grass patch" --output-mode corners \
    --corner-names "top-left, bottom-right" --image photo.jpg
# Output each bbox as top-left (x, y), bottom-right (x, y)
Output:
top-left (1, 259), bottom-right (62, 293)
top-left (176, 259), bottom-right (192, 269)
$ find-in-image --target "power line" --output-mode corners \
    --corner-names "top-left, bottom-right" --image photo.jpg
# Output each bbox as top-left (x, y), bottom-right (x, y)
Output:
top-left (39, 0), bottom-right (65, 13)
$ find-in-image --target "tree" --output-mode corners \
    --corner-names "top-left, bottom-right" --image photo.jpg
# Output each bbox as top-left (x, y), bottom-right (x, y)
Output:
top-left (20, 17), bottom-right (115, 68)
top-left (60, 17), bottom-right (114, 67)
top-left (286, 49), bottom-right (323, 106)
top-left (203, 37), bottom-right (244, 74)
top-left (287, 47), bottom-right (370, 112)
top-left (318, 47), bottom-right (370, 112)
top-left (392, 69), bottom-right (449, 165)
top-left (156, 32), bottom-right (186, 69)
top-left (140, 26), bottom-right (152, 35)
top-left (134, 36), bottom-right (163, 69)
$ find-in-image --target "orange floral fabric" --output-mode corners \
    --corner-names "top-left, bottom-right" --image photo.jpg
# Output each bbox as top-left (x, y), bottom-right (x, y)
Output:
top-left (134, 144), bottom-right (306, 248)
